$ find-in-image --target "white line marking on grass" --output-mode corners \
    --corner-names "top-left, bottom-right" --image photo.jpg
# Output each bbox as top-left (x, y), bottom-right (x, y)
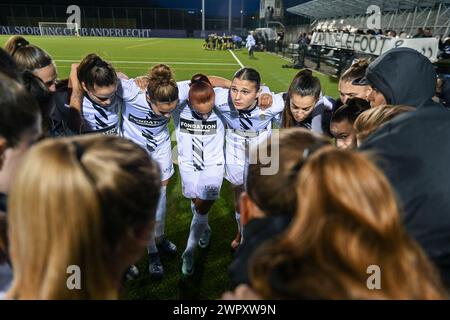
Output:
top-left (54, 59), bottom-right (238, 66)
top-left (228, 49), bottom-right (244, 68)
top-left (53, 56), bottom-right (233, 62)
top-left (126, 40), bottom-right (163, 49)
top-left (56, 65), bottom-right (238, 72)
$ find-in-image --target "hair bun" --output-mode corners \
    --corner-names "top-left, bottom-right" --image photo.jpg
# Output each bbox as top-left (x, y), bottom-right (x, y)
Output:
top-left (16, 38), bottom-right (30, 48)
top-left (352, 58), bottom-right (370, 69)
top-left (190, 73), bottom-right (210, 86)
top-left (150, 64), bottom-right (174, 85)
top-left (92, 56), bottom-right (107, 68)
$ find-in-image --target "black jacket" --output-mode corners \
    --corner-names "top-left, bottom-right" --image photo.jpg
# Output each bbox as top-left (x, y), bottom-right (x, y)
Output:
top-left (363, 48), bottom-right (437, 107)
top-left (228, 215), bottom-right (292, 288)
top-left (0, 193), bottom-right (6, 213)
top-left (360, 48), bottom-right (450, 287)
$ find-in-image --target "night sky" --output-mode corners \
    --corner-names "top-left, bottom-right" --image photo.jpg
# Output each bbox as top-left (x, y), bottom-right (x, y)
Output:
top-left (1, 0), bottom-right (307, 17)
top-left (151, 1), bottom-right (305, 16)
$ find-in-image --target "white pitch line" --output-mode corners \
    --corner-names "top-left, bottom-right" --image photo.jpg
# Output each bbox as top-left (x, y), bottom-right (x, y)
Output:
top-left (53, 56), bottom-right (231, 62)
top-left (228, 49), bottom-right (245, 68)
top-left (54, 59), bottom-right (238, 66)
top-left (125, 40), bottom-right (162, 49)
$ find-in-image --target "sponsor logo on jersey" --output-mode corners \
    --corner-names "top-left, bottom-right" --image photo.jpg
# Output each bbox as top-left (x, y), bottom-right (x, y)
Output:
top-left (180, 119), bottom-right (218, 135)
top-left (129, 113), bottom-right (167, 128)
top-left (205, 185), bottom-right (219, 198)
top-left (84, 123), bottom-right (118, 135)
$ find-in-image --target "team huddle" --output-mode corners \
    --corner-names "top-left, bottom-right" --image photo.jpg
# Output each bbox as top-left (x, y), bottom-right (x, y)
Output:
top-left (72, 62), bottom-right (289, 278)
top-left (0, 35), bottom-right (368, 280)
top-left (47, 49), bottom-right (289, 279)
top-left (3, 33), bottom-right (450, 300)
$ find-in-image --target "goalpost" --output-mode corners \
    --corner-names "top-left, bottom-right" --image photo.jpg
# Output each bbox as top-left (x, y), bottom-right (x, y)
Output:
top-left (38, 22), bottom-right (80, 36)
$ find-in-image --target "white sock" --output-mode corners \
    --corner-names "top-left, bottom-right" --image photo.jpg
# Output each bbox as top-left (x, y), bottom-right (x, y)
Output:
top-left (155, 186), bottom-right (167, 238)
top-left (185, 212), bottom-right (209, 254)
top-left (191, 200), bottom-right (210, 230)
top-left (190, 200), bottom-right (197, 215)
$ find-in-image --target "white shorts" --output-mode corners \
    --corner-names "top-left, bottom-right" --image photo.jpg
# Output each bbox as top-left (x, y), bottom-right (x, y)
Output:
top-left (224, 162), bottom-right (245, 186)
top-left (224, 129), bottom-right (271, 186)
top-left (151, 139), bottom-right (175, 182)
top-left (179, 164), bottom-right (224, 200)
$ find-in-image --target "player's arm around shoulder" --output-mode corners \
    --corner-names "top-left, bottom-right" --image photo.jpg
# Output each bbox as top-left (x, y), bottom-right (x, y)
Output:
top-left (67, 63), bottom-right (84, 133)
top-left (118, 78), bottom-right (141, 102)
top-left (258, 85), bottom-right (277, 111)
top-left (264, 92), bottom-right (286, 117)
top-left (208, 76), bottom-right (232, 88)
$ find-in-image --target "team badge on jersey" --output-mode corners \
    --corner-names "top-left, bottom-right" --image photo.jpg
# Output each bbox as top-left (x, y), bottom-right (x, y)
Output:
top-left (259, 111), bottom-right (266, 121)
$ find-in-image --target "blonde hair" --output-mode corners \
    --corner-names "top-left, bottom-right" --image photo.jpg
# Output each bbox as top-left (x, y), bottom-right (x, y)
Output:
top-left (246, 128), bottom-right (329, 217)
top-left (340, 59), bottom-right (370, 83)
top-left (354, 105), bottom-right (415, 144)
top-left (250, 147), bottom-right (447, 299)
top-left (7, 135), bottom-right (161, 299)
top-left (4, 36), bottom-right (53, 72)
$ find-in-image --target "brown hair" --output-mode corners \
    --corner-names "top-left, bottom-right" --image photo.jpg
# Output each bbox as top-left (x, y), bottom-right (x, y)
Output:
top-left (331, 97), bottom-right (371, 124)
top-left (249, 147), bottom-right (447, 299)
top-left (77, 53), bottom-right (118, 91)
top-left (0, 72), bottom-right (40, 148)
top-left (282, 69), bottom-right (321, 128)
top-left (246, 128), bottom-right (329, 217)
top-left (0, 48), bottom-right (20, 81)
top-left (340, 59), bottom-right (370, 83)
top-left (354, 105), bottom-right (415, 144)
top-left (0, 72), bottom-right (40, 266)
top-left (4, 36), bottom-right (53, 72)
top-left (188, 73), bottom-right (214, 104)
top-left (147, 64), bottom-right (178, 103)
top-left (7, 135), bottom-right (161, 299)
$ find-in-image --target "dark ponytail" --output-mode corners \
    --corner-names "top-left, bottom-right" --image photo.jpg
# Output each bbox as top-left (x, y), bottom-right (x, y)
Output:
top-left (282, 69), bottom-right (321, 128)
top-left (288, 69), bottom-right (321, 99)
top-left (77, 53), bottom-right (118, 91)
top-left (147, 64), bottom-right (178, 103)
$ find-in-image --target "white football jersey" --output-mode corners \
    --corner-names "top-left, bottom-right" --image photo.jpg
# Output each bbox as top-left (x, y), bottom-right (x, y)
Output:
top-left (177, 80), bottom-right (191, 103)
top-left (122, 80), bottom-right (169, 153)
top-left (213, 86), bottom-right (284, 153)
top-left (81, 78), bottom-right (139, 135)
top-left (122, 80), bottom-right (191, 153)
top-left (173, 101), bottom-right (225, 170)
top-left (272, 92), bottom-right (335, 134)
top-left (213, 86), bottom-right (284, 132)
top-left (213, 86), bottom-right (285, 185)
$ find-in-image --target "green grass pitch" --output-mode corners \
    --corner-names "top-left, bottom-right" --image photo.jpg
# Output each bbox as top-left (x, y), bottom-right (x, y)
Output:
top-left (0, 35), bottom-right (339, 299)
